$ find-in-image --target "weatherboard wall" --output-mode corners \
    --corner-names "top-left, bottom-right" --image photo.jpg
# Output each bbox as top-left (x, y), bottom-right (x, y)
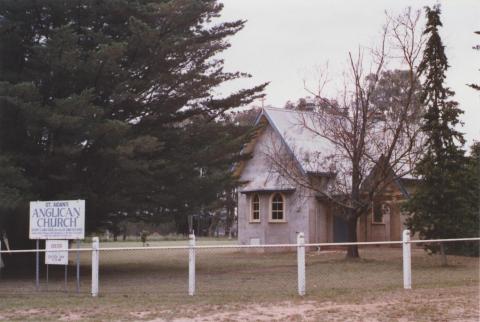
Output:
top-left (237, 123), bottom-right (316, 246)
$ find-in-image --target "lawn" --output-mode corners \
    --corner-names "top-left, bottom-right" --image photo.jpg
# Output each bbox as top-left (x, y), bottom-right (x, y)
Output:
top-left (0, 240), bottom-right (478, 321)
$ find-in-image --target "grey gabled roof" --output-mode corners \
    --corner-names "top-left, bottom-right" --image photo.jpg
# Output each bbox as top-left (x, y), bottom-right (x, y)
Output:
top-left (256, 107), bottom-right (335, 176)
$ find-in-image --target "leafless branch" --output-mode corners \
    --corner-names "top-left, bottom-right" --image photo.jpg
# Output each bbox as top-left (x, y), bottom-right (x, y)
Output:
top-left (265, 8), bottom-right (425, 222)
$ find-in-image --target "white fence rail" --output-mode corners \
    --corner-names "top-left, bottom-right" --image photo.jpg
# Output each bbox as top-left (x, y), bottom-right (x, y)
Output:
top-left (0, 230), bottom-right (479, 297)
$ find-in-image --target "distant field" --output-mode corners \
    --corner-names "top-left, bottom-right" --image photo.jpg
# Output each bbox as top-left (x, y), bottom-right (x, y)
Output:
top-left (0, 240), bottom-right (478, 321)
top-left (86, 237), bottom-right (238, 247)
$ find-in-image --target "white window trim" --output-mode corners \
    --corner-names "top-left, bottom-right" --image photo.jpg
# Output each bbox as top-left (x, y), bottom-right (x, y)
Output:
top-left (249, 194), bottom-right (261, 223)
top-left (269, 192), bottom-right (287, 223)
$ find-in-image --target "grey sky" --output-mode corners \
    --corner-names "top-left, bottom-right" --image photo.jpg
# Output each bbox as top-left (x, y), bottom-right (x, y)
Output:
top-left (217, 0), bottom-right (479, 145)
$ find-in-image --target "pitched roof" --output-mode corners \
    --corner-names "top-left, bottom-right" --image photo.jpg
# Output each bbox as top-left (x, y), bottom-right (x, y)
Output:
top-left (237, 107), bottom-right (415, 195)
top-left (256, 107), bottom-right (335, 175)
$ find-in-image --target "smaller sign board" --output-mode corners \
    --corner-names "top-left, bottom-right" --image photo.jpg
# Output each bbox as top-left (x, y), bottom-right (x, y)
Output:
top-left (45, 240), bottom-right (69, 265)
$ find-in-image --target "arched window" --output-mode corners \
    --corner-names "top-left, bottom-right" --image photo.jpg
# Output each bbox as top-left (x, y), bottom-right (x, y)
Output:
top-left (270, 193), bottom-right (285, 221)
top-left (251, 194), bottom-right (260, 222)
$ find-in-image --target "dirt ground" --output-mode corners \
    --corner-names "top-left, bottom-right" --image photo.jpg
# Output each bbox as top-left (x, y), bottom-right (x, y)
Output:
top-left (0, 286), bottom-right (478, 321)
top-left (170, 287), bottom-right (478, 322)
top-left (0, 245), bottom-right (478, 321)
top-left (140, 287), bottom-right (479, 322)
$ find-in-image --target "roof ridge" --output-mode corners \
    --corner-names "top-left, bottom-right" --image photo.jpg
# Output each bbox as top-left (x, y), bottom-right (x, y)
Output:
top-left (264, 107), bottom-right (297, 113)
top-left (263, 107), bottom-right (316, 117)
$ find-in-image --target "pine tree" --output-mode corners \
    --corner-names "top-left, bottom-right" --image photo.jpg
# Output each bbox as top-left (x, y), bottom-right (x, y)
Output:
top-left (404, 6), bottom-right (475, 265)
top-left (0, 0), bottom-right (266, 254)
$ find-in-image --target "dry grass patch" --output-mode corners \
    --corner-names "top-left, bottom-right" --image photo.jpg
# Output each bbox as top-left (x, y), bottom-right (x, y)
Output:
top-left (0, 244), bottom-right (478, 321)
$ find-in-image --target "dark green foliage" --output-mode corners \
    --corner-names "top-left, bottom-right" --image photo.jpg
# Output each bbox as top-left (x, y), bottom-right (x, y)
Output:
top-left (404, 6), bottom-right (479, 257)
top-left (0, 0), bottom-right (266, 249)
top-left (368, 70), bottom-right (423, 123)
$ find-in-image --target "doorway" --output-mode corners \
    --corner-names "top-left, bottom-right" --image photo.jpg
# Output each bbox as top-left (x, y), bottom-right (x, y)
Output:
top-left (333, 215), bottom-right (348, 243)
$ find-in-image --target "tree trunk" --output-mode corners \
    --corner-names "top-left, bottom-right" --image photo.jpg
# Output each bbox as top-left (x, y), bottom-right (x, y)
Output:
top-left (346, 215), bottom-right (360, 258)
top-left (224, 187), bottom-right (236, 239)
top-left (439, 242), bottom-right (448, 266)
top-left (225, 208), bottom-right (233, 238)
top-left (208, 221), bottom-right (215, 237)
top-left (348, 159), bottom-right (361, 259)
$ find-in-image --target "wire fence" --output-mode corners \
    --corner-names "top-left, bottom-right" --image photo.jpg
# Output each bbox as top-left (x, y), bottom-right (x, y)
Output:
top-left (0, 231), bottom-right (479, 298)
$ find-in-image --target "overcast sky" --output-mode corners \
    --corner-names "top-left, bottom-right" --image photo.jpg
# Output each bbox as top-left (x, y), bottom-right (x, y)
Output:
top-left (217, 0), bottom-right (480, 146)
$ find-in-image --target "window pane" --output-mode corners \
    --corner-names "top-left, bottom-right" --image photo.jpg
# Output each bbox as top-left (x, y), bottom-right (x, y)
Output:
top-left (273, 211), bottom-right (279, 220)
top-left (271, 193), bottom-right (284, 221)
top-left (252, 194), bottom-right (260, 221)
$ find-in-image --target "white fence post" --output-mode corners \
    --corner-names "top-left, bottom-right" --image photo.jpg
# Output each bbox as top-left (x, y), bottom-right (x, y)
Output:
top-left (91, 237), bottom-right (99, 297)
top-left (402, 229), bottom-right (412, 290)
top-left (188, 233), bottom-right (195, 296)
top-left (297, 232), bottom-right (306, 296)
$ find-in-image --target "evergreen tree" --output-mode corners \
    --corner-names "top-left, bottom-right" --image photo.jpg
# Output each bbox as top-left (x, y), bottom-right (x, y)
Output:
top-left (0, 0), bottom-right (266, 255)
top-left (369, 70), bottom-right (422, 122)
top-left (404, 6), bottom-right (476, 264)
top-left (455, 142), bottom-right (480, 256)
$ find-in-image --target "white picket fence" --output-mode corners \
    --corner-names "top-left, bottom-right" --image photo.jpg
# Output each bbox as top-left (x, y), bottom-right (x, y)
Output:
top-left (1, 230), bottom-right (479, 297)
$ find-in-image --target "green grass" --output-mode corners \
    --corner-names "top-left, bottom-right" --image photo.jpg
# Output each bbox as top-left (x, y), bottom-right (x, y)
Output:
top-left (0, 241), bottom-right (478, 321)
top-left (88, 237), bottom-right (237, 248)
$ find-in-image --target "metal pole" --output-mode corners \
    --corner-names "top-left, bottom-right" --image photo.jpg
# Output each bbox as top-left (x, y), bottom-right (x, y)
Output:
top-left (403, 230), bottom-right (412, 289)
top-left (36, 239), bottom-right (40, 291)
top-left (64, 264), bottom-right (68, 292)
top-left (188, 233), bottom-right (195, 296)
top-left (46, 264), bottom-right (49, 291)
top-left (297, 232), bottom-right (306, 296)
top-left (91, 237), bottom-right (99, 297)
top-left (76, 240), bottom-right (80, 293)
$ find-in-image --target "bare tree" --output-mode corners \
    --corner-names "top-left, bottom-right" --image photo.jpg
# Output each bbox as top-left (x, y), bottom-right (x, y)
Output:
top-left (265, 9), bottom-right (426, 258)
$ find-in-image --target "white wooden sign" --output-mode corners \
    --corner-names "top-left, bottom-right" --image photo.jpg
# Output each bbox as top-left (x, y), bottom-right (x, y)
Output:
top-left (30, 200), bottom-right (85, 240)
top-left (45, 240), bottom-right (69, 265)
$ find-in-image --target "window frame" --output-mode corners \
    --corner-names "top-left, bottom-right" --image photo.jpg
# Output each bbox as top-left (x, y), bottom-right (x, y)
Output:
top-left (249, 194), bottom-right (261, 223)
top-left (269, 192), bottom-right (286, 223)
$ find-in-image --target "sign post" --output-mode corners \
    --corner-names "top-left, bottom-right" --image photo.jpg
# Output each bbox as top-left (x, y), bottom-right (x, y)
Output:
top-left (35, 240), bottom-right (39, 291)
top-left (76, 240), bottom-right (80, 293)
top-left (29, 200), bottom-right (85, 292)
top-left (64, 264), bottom-right (68, 291)
top-left (44, 240), bottom-right (69, 291)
